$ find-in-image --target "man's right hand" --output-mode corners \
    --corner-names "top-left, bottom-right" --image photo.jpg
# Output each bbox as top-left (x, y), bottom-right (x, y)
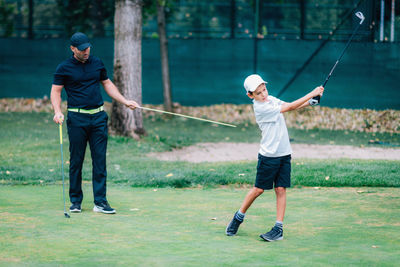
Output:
top-left (53, 112), bottom-right (64, 124)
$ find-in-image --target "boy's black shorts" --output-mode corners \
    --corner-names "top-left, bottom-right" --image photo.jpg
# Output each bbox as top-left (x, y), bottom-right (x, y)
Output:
top-left (255, 154), bottom-right (291, 190)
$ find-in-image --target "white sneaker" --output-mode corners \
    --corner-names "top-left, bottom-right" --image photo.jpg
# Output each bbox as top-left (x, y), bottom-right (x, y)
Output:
top-left (93, 202), bottom-right (116, 214)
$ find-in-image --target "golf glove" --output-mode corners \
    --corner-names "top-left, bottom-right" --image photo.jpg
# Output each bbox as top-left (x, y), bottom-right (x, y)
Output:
top-left (309, 98), bottom-right (319, 106)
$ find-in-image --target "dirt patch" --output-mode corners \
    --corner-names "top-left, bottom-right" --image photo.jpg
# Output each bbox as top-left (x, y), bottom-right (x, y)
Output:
top-left (148, 143), bottom-right (400, 163)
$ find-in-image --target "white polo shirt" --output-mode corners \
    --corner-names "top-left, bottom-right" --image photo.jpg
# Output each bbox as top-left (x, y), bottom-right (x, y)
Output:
top-left (253, 96), bottom-right (292, 157)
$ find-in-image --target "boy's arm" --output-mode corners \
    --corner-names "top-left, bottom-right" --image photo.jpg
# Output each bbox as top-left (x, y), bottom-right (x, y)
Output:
top-left (296, 101), bottom-right (311, 110)
top-left (280, 86), bottom-right (323, 113)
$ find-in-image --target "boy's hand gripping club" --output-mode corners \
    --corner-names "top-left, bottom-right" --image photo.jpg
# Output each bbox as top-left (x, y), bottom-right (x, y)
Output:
top-left (309, 11), bottom-right (365, 106)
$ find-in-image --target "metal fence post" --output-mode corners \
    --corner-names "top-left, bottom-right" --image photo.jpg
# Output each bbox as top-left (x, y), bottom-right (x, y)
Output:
top-left (379, 0), bottom-right (385, 42)
top-left (390, 0), bottom-right (395, 42)
top-left (253, 0), bottom-right (260, 73)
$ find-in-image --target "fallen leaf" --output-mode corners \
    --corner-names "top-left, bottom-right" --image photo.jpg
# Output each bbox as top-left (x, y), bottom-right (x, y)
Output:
top-left (130, 208), bottom-right (140, 211)
top-left (238, 173), bottom-right (245, 177)
top-left (1, 99), bottom-right (399, 133)
top-left (325, 176), bottom-right (330, 180)
top-left (211, 217), bottom-right (217, 220)
top-left (166, 173), bottom-right (173, 177)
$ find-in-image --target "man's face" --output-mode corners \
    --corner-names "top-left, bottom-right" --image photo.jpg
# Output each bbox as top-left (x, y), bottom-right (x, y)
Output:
top-left (247, 83), bottom-right (268, 102)
top-left (71, 46), bottom-right (90, 63)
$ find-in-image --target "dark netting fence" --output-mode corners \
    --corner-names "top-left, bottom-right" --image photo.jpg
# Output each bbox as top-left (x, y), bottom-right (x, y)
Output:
top-left (1, 38), bottom-right (399, 109)
top-left (0, 0), bottom-right (399, 109)
top-left (2, 0), bottom-right (398, 41)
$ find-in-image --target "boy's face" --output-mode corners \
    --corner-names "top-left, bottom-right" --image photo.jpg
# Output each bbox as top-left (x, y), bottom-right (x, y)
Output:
top-left (247, 83), bottom-right (268, 102)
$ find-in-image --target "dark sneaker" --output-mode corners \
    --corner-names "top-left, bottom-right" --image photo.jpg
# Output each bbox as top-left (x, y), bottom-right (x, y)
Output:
top-left (93, 202), bottom-right (116, 214)
top-left (225, 212), bottom-right (243, 236)
top-left (260, 226), bottom-right (283, 242)
top-left (69, 203), bottom-right (81, 213)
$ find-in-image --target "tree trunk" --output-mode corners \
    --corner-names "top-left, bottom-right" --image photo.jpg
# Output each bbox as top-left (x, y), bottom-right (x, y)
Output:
top-left (157, 0), bottom-right (173, 112)
top-left (111, 0), bottom-right (146, 139)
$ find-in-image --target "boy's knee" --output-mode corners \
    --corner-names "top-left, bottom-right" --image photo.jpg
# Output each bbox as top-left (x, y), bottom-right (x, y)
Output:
top-left (253, 187), bottom-right (264, 196)
top-left (275, 187), bottom-right (286, 195)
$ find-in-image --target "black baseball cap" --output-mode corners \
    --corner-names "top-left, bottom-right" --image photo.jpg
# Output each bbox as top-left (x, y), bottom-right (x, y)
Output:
top-left (70, 32), bottom-right (91, 51)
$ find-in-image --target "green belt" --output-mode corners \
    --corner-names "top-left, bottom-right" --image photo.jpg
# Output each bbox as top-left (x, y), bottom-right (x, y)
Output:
top-left (68, 105), bottom-right (104, 114)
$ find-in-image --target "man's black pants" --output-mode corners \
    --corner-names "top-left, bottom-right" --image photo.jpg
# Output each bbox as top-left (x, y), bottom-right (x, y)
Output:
top-left (67, 111), bottom-right (108, 205)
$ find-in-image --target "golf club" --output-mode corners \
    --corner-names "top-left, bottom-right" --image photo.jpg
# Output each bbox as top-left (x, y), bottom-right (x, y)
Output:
top-left (310, 11), bottom-right (365, 106)
top-left (59, 123), bottom-right (70, 218)
top-left (138, 106), bottom-right (237, 128)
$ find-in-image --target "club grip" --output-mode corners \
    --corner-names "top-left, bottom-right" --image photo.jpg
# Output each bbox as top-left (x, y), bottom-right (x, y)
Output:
top-left (309, 95), bottom-right (320, 106)
top-left (59, 124), bottom-right (63, 144)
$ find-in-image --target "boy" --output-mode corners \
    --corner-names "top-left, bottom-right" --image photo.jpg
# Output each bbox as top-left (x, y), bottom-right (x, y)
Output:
top-left (225, 74), bottom-right (323, 241)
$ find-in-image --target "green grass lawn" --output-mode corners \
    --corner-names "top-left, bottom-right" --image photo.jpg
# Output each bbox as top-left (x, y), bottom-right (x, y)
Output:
top-left (0, 112), bottom-right (399, 266)
top-left (0, 112), bottom-right (399, 187)
top-left (0, 185), bottom-right (399, 266)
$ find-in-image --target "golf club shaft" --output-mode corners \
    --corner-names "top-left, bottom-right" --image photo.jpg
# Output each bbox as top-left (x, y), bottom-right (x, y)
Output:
top-left (313, 13), bottom-right (364, 103)
top-left (59, 124), bottom-right (69, 217)
top-left (139, 106), bottom-right (237, 128)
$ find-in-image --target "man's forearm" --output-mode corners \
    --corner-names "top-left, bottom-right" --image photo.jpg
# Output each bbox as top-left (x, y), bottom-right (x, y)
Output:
top-left (102, 79), bottom-right (139, 110)
top-left (50, 85), bottom-right (63, 113)
top-left (102, 79), bottom-right (128, 105)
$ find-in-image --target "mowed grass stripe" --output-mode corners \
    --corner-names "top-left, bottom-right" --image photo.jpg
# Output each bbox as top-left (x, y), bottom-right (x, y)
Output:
top-left (0, 112), bottom-right (399, 187)
top-left (0, 185), bottom-right (399, 266)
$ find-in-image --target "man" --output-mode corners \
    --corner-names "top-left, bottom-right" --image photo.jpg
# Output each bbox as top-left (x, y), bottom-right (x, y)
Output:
top-left (50, 32), bottom-right (139, 214)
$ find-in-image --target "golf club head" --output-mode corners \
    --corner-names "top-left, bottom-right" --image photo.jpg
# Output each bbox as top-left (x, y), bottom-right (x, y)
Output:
top-left (355, 11), bottom-right (365, 24)
top-left (64, 212), bottom-right (70, 218)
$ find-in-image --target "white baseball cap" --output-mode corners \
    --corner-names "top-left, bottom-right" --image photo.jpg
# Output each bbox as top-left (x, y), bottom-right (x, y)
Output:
top-left (244, 74), bottom-right (267, 93)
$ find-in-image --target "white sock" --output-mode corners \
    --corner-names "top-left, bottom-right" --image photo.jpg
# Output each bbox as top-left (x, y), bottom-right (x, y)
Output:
top-left (275, 221), bottom-right (283, 229)
top-left (235, 210), bottom-right (245, 221)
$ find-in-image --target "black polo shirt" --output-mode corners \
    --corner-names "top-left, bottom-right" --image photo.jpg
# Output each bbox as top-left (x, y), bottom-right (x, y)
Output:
top-left (53, 55), bottom-right (108, 109)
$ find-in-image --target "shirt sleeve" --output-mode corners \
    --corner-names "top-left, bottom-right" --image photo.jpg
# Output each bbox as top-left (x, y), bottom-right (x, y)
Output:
top-left (99, 60), bottom-right (108, 81)
top-left (269, 95), bottom-right (285, 105)
top-left (52, 64), bottom-right (65, 85)
top-left (254, 98), bottom-right (282, 123)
